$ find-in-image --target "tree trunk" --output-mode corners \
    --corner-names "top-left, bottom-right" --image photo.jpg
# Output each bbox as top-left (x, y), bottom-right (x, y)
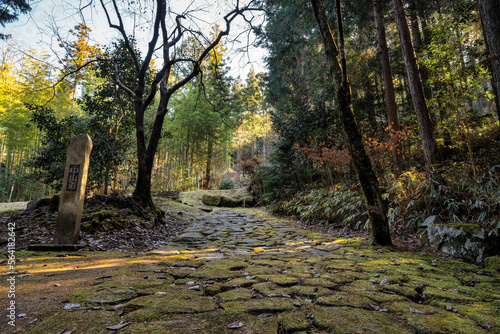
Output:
top-left (478, 0), bottom-right (500, 121)
top-left (391, 0), bottom-right (439, 178)
top-left (407, 0), bottom-right (423, 53)
top-left (104, 161), bottom-right (110, 195)
top-left (310, 0), bottom-right (392, 246)
top-left (372, 0), bottom-right (405, 176)
top-left (132, 99), bottom-right (167, 217)
top-left (203, 139), bottom-right (213, 190)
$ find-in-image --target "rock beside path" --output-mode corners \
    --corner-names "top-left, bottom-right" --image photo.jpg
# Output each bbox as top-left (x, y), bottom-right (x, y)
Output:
top-left (0, 201), bottom-right (28, 212)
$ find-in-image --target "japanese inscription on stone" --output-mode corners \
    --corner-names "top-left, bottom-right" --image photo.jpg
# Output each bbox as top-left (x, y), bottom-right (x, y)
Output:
top-left (66, 164), bottom-right (80, 191)
top-left (54, 134), bottom-right (92, 245)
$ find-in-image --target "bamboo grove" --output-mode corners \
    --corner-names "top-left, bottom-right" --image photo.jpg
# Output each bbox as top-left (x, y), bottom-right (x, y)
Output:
top-left (0, 22), bottom-right (271, 202)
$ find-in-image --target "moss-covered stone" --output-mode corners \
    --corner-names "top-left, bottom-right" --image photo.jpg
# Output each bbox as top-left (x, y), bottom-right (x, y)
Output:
top-left (221, 298), bottom-right (294, 314)
top-left (190, 267), bottom-right (241, 280)
top-left (72, 282), bottom-right (138, 305)
top-left (279, 312), bottom-right (312, 333)
top-left (220, 196), bottom-right (238, 207)
top-left (217, 288), bottom-right (253, 301)
top-left (380, 284), bottom-right (421, 302)
top-left (81, 209), bottom-right (124, 232)
top-left (484, 255), bottom-right (500, 271)
top-left (317, 292), bottom-right (374, 309)
top-left (289, 286), bottom-right (332, 300)
top-left (29, 309), bottom-right (121, 334)
top-left (398, 306), bottom-right (484, 334)
top-left (454, 302), bottom-right (500, 333)
top-left (253, 282), bottom-right (291, 297)
top-left (421, 223), bottom-right (500, 262)
top-left (221, 276), bottom-right (261, 290)
top-left (201, 194), bottom-right (221, 206)
top-left (267, 275), bottom-right (301, 287)
top-left (203, 282), bottom-right (223, 296)
top-left (302, 277), bottom-right (338, 289)
top-left (311, 306), bottom-right (411, 333)
top-left (125, 293), bottom-right (217, 315)
top-left (424, 286), bottom-right (476, 303)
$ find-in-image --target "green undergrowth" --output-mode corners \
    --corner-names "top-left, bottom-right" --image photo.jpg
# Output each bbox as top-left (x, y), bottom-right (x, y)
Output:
top-left (270, 181), bottom-right (368, 228)
top-left (269, 164), bottom-right (500, 232)
top-left (386, 164), bottom-right (500, 229)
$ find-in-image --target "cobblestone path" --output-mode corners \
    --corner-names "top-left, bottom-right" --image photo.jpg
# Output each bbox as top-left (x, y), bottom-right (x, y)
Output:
top-left (30, 210), bottom-right (499, 334)
top-left (155, 211), bottom-right (344, 259)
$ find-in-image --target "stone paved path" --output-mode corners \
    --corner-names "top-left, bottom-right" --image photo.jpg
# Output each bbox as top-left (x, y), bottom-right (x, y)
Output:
top-left (155, 211), bottom-right (344, 259)
top-left (30, 210), bottom-right (499, 334)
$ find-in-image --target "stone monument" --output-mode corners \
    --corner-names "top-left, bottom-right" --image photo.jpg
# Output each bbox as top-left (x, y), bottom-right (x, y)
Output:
top-left (53, 134), bottom-right (93, 244)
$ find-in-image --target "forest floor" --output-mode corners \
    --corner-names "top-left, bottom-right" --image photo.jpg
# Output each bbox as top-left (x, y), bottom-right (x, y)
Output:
top-left (0, 191), bottom-right (499, 333)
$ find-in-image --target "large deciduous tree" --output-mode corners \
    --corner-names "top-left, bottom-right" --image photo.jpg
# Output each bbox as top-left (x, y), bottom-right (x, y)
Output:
top-left (98, 0), bottom-right (261, 214)
top-left (477, 0), bottom-right (500, 121)
top-left (310, 0), bottom-right (392, 246)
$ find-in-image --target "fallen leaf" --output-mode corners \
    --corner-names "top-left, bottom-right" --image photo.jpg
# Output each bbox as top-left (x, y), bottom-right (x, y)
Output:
top-left (63, 303), bottom-right (80, 310)
top-left (17, 274), bottom-right (33, 278)
top-left (477, 322), bottom-right (492, 329)
top-left (380, 278), bottom-right (389, 286)
top-left (106, 322), bottom-right (131, 330)
top-left (227, 321), bottom-right (244, 329)
top-left (57, 330), bottom-right (73, 334)
top-left (410, 308), bottom-right (426, 314)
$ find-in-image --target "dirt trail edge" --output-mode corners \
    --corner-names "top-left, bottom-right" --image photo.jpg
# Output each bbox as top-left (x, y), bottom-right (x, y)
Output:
top-left (2, 210), bottom-right (499, 333)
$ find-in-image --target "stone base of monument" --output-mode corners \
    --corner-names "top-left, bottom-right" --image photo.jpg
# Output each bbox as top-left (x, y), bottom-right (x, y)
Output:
top-left (27, 244), bottom-right (87, 252)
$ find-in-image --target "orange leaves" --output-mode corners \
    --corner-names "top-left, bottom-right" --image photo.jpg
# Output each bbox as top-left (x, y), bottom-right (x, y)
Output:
top-left (294, 135), bottom-right (350, 168)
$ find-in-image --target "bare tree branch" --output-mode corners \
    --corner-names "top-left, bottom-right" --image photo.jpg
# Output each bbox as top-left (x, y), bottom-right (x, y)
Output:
top-left (115, 63), bottom-right (135, 98)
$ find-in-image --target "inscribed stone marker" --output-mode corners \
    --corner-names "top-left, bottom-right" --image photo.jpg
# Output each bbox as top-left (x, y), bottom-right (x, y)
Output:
top-left (54, 134), bottom-right (93, 244)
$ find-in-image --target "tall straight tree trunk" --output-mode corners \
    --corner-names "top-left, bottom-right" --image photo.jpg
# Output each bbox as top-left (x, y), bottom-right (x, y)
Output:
top-left (203, 139), bottom-right (213, 190)
top-left (478, 0), bottom-right (500, 121)
top-left (391, 0), bottom-right (439, 178)
top-left (372, 0), bottom-right (405, 176)
top-left (310, 0), bottom-right (392, 246)
top-left (407, 0), bottom-right (423, 52)
top-left (104, 161), bottom-right (110, 195)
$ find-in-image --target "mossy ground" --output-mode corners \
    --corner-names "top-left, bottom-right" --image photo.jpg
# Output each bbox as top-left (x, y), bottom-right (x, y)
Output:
top-left (1, 196), bottom-right (499, 333)
top-left (2, 237), bottom-right (499, 333)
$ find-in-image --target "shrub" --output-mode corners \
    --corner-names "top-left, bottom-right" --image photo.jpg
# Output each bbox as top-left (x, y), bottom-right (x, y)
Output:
top-left (271, 182), bottom-right (368, 229)
top-left (386, 164), bottom-right (500, 229)
top-left (219, 178), bottom-right (235, 190)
